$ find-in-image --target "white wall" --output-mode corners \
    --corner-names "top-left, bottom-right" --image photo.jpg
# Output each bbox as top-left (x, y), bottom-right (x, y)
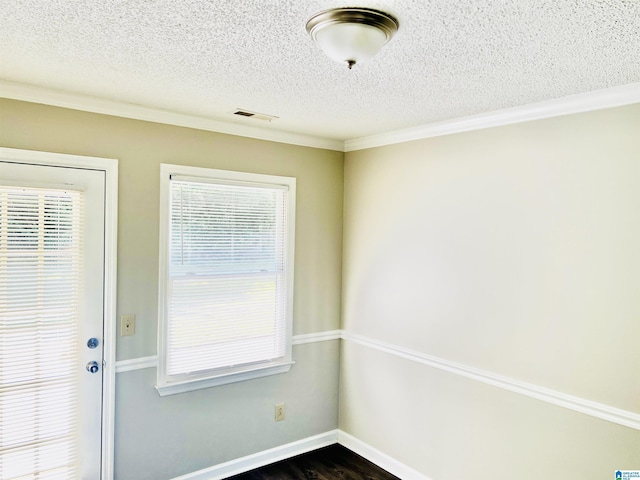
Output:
top-left (341, 104), bottom-right (640, 479)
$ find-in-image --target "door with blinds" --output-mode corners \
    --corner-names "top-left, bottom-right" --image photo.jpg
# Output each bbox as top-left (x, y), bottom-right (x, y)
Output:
top-left (0, 160), bottom-right (105, 480)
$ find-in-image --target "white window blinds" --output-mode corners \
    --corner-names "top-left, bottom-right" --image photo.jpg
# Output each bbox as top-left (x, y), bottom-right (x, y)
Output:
top-left (0, 185), bottom-right (83, 480)
top-left (157, 166), bottom-right (295, 394)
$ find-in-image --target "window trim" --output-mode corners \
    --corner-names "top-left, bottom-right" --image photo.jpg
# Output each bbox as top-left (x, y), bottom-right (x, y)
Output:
top-left (156, 164), bottom-right (296, 396)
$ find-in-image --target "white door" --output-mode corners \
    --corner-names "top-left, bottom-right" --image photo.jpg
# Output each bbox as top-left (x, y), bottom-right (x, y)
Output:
top-left (0, 160), bottom-right (105, 479)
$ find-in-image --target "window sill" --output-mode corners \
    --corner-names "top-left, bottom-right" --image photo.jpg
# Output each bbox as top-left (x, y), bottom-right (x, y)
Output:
top-left (155, 361), bottom-right (294, 396)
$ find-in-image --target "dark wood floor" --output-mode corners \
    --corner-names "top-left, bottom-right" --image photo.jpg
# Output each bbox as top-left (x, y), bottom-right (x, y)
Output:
top-left (225, 444), bottom-right (400, 480)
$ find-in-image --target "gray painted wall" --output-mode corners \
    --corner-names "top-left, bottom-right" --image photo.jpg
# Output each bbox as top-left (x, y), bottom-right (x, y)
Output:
top-left (0, 99), bottom-right (343, 479)
top-left (115, 341), bottom-right (339, 479)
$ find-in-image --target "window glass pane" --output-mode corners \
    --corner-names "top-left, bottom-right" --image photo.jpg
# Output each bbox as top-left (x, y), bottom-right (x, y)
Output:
top-left (0, 186), bottom-right (82, 479)
top-left (170, 181), bottom-right (283, 275)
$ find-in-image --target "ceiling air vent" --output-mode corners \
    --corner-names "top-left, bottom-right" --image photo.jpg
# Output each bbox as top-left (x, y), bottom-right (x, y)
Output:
top-left (232, 109), bottom-right (279, 122)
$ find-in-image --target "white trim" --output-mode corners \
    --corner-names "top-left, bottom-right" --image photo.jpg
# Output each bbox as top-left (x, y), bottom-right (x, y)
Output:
top-left (115, 355), bottom-right (158, 373)
top-left (171, 430), bottom-right (340, 480)
top-left (0, 80), bottom-right (344, 152)
top-left (0, 147), bottom-right (118, 480)
top-left (344, 83), bottom-right (640, 151)
top-left (167, 164), bottom-right (296, 188)
top-left (4, 81), bottom-right (638, 155)
top-left (337, 431), bottom-right (431, 480)
top-left (114, 330), bottom-right (342, 373)
top-left (155, 362), bottom-right (294, 396)
top-left (168, 429), bottom-right (428, 480)
top-left (342, 331), bottom-right (640, 431)
top-left (292, 329), bottom-right (342, 345)
top-left (0, 146), bottom-right (118, 171)
top-left (101, 153), bottom-right (118, 480)
top-left (112, 329), bottom-right (640, 430)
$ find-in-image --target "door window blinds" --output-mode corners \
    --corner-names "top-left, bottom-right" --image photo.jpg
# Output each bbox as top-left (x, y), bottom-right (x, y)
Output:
top-left (159, 172), bottom-right (294, 390)
top-left (0, 185), bottom-right (83, 480)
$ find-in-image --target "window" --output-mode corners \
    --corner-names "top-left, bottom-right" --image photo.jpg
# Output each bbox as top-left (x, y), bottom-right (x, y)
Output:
top-left (156, 164), bottom-right (296, 395)
top-left (0, 184), bottom-right (83, 478)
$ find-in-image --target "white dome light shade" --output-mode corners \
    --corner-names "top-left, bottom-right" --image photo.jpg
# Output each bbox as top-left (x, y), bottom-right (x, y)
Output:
top-left (314, 23), bottom-right (388, 65)
top-left (306, 8), bottom-right (399, 69)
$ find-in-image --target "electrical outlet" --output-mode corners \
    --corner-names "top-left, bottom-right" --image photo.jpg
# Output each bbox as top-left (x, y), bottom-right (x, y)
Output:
top-left (275, 403), bottom-right (285, 422)
top-left (120, 314), bottom-right (135, 336)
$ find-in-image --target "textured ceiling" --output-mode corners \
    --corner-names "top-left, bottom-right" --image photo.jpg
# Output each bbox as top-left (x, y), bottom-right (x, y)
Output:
top-left (1, 0), bottom-right (639, 141)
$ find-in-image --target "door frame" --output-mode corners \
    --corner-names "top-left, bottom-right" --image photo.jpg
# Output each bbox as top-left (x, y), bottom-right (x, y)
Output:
top-left (0, 146), bottom-right (118, 479)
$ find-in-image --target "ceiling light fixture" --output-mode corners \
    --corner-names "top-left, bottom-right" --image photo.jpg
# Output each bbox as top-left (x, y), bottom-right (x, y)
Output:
top-left (306, 7), bottom-right (399, 70)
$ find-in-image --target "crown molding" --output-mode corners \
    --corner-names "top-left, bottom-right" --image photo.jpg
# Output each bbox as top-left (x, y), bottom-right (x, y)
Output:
top-left (344, 83), bottom-right (640, 151)
top-left (0, 80), bottom-right (344, 152)
top-left (3, 80), bottom-right (637, 154)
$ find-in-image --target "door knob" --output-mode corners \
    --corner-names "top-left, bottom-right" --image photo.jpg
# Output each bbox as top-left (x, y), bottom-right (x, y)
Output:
top-left (86, 361), bottom-right (100, 373)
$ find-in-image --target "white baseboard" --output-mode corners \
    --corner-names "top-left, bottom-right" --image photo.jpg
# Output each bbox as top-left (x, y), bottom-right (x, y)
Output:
top-left (170, 429), bottom-right (429, 480)
top-left (171, 430), bottom-right (339, 479)
top-left (338, 431), bottom-right (431, 480)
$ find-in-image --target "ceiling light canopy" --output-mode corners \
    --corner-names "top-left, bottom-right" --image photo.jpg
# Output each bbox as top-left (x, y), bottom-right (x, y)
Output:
top-left (306, 8), bottom-right (399, 69)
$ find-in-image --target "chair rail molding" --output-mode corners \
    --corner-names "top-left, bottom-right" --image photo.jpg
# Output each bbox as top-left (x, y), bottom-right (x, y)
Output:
top-left (114, 330), bottom-right (341, 373)
top-left (341, 330), bottom-right (640, 431)
top-left (114, 329), bottom-right (640, 430)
